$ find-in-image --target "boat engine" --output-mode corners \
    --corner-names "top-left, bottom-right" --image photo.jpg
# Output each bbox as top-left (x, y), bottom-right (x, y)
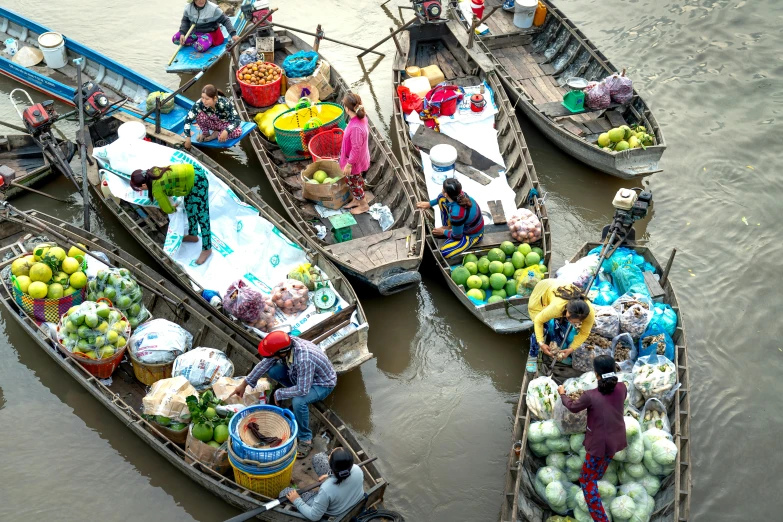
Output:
top-left (241, 0), bottom-right (272, 26)
top-left (412, 0), bottom-right (442, 22)
top-left (22, 100), bottom-right (57, 136)
top-left (73, 81), bottom-right (110, 119)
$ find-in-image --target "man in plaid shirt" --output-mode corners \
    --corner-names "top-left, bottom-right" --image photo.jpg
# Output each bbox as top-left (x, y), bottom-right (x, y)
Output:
top-left (232, 331), bottom-right (336, 457)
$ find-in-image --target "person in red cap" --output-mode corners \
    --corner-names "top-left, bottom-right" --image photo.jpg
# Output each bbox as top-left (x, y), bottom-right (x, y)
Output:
top-left (231, 331), bottom-right (337, 458)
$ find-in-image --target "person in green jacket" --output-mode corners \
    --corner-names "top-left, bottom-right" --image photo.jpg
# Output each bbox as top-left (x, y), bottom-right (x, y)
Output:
top-left (130, 163), bottom-right (212, 265)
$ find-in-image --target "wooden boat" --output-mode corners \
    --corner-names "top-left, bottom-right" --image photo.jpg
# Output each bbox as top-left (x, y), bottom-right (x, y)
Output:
top-left (227, 29), bottom-right (426, 296)
top-left (501, 243), bottom-right (691, 522)
top-left (84, 113), bottom-right (372, 374)
top-left (167, 0), bottom-right (253, 74)
top-left (449, 2), bottom-right (666, 179)
top-left (0, 207), bottom-right (387, 521)
top-left (0, 133), bottom-right (74, 200)
top-left (392, 20), bottom-right (551, 333)
top-left (0, 6), bottom-right (254, 143)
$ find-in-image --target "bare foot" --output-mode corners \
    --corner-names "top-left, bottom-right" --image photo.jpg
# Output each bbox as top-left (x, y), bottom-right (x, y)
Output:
top-left (195, 249), bottom-right (212, 265)
top-left (197, 132), bottom-right (217, 143)
top-left (349, 200), bottom-right (370, 215)
top-left (343, 198), bottom-right (360, 209)
top-left (183, 235), bottom-right (199, 243)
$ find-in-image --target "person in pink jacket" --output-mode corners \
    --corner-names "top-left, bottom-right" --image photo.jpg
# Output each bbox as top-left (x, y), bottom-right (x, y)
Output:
top-left (339, 93), bottom-right (371, 215)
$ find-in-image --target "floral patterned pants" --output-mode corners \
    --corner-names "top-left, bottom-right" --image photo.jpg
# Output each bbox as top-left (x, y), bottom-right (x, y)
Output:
top-left (185, 167), bottom-right (212, 250)
top-left (579, 453), bottom-right (613, 521)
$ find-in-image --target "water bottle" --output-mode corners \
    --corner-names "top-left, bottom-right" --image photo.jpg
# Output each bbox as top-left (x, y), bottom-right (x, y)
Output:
top-left (201, 289), bottom-right (222, 307)
top-left (525, 337), bottom-right (539, 373)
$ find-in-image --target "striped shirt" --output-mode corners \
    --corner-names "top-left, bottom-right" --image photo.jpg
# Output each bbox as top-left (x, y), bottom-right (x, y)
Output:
top-left (245, 336), bottom-right (337, 401)
top-left (430, 193), bottom-right (484, 240)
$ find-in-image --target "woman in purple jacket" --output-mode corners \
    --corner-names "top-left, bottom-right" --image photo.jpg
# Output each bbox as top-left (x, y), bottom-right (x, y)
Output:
top-left (558, 355), bottom-right (627, 522)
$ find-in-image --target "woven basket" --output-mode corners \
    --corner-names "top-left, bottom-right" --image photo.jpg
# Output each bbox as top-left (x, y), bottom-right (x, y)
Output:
top-left (12, 283), bottom-right (86, 323)
top-left (228, 405), bottom-right (297, 462)
top-left (273, 102), bottom-right (346, 162)
top-left (308, 128), bottom-right (344, 162)
top-left (230, 450), bottom-right (296, 498)
top-left (129, 351), bottom-right (173, 386)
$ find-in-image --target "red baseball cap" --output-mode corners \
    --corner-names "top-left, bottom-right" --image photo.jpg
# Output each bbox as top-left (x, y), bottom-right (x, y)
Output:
top-left (258, 330), bottom-right (292, 357)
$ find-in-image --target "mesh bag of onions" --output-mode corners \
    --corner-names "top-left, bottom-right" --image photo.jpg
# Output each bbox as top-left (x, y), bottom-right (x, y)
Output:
top-left (605, 71), bottom-right (634, 105)
top-left (223, 280), bottom-right (266, 324)
top-left (271, 280), bottom-right (310, 315)
top-left (585, 80), bottom-right (611, 109)
top-left (507, 208), bottom-right (542, 243)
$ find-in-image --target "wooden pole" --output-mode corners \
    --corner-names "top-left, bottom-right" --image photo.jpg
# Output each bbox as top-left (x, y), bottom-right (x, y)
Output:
top-left (357, 17), bottom-right (416, 58)
top-left (0, 119), bottom-right (28, 134)
top-left (389, 27), bottom-right (403, 55)
top-left (74, 58), bottom-right (90, 232)
top-left (659, 248), bottom-right (677, 288)
top-left (270, 23), bottom-right (386, 56)
top-left (226, 8), bottom-right (278, 52)
top-left (479, 5), bottom-right (501, 26)
top-left (168, 24), bottom-right (195, 66)
top-left (6, 182), bottom-right (70, 203)
top-left (467, 16), bottom-right (479, 49)
top-left (313, 24), bottom-right (324, 53)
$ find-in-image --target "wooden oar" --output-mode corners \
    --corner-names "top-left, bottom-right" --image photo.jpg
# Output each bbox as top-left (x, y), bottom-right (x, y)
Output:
top-left (0, 118), bottom-right (28, 134)
top-left (168, 24), bottom-right (196, 66)
top-left (223, 457), bottom-right (378, 522)
top-left (5, 181), bottom-right (70, 203)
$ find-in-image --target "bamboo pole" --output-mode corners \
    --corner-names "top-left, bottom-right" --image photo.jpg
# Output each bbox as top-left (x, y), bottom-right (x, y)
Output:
top-left (168, 24), bottom-right (195, 66)
top-left (357, 18), bottom-right (416, 58)
top-left (270, 23), bottom-right (386, 56)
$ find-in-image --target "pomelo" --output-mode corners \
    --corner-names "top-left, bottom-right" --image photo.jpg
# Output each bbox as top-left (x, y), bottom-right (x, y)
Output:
top-left (322, 177), bottom-right (335, 184)
top-left (620, 125), bottom-right (633, 140)
top-left (99, 346), bottom-right (115, 360)
top-left (487, 248), bottom-right (505, 263)
top-left (29, 263), bottom-right (52, 283)
top-left (451, 265), bottom-right (471, 287)
top-left (94, 336), bottom-right (105, 348)
top-left (84, 350), bottom-right (98, 360)
top-left (15, 275), bottom-right (31, 293)
top-left (628, 136), bottom-right (640, 149)
top-left (28, 281), bottom-right (48, 299)
top-left (514, 269), bottom-right (526, 280)
top-left (96, 304), bottom-right (111, 319)
top-left (33, 243), bottom-right (52, 261)
top-left (107, 330), bottom-right (119, 344)
top-left (492, 289), bottom-right (507, 299)
top-left (532, 247), bottom-right (544, 259)
top-left (85, 313), bottom-right (99, 328)
top-left (53, 271), bottom-right (69, 286)
top-left (464, 261), bottom-right (478, 275)
top-left (466, 275), bottom-right (483, 290)
top-left (156, 416), bottom-right (171, 426)
top-left (607, 128), bottom-right (624, 143)
top-left (11, 258), bottom-right (31, 277)
top-left (502, 262), bottom-right (516, 278)
top-left (489, 273), bottom-right (507, 290)
top-left (129, 303), bottom-right (141, 318)
top-left (48, 247), bottom-right (66, 263)
top-left (488, 260), bottom-right (504, 274)
top-left (525, 252), bottom-right (541, 266)
top-left (68, 271), bottom-right (87, 289)
top-left (477, 257), bottom-right (490, 274)
top-left (205, 407), bottom-right (217, 420)
top-left (192, 423), bottom-right (213, 443)
top-left (77, 325), bottom-right (91, 338)
top-left (511, 251), bottom-right (526, 269)
top-left (214, 424), bottom-right (229, 444)
top-left (505, 280), bottom-right (517, 297)
top-left (597, 133), bottom-right (611, 147)
top-left (62, 257), bottom-right (80, 274)
top-left (615, 140), bottom-right (630, 152)
top-left (96, 321), bottom-right (109, 334)
top-left (478, 274), bottom-right (490, 290)
top-left (104, 287), bottom-right (117, 300)
top-left (207, 441), bottom-right (222, 448)
top-left (117, 295), bottom-right (132, 309)
top-left (487, 295), bottom-right (504, 304)
top-left (169, 423), bottom-right (187, 432)
top-left (463, 254), bottom-right (478, 265)
top-left (313, 170), bottom-right (328, 183)
top-left (47, 283), bottom-right (64, 299)
top-left (116, 336), bottom-right (127, 348)
top-left (68, 245), bottom-right (85, 258)
top-left (466, 288), bottom-right (485, 301)
top-left (500, 241), bottom-right (516, 256)
top-left (518, 243), bottom-right (532, 256)
top-left (539, 264), bottom-right (548, 274)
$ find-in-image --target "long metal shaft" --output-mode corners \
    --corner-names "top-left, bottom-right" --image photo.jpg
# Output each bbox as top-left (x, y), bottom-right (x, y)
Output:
top-left (74, 58), bottom-right (90, 231)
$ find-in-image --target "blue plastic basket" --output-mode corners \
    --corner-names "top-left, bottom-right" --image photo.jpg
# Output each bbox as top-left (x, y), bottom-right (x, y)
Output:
top-left (228, 439), bottom-right (297, 475)
top-left (229, 405), bottom-right (298, 462)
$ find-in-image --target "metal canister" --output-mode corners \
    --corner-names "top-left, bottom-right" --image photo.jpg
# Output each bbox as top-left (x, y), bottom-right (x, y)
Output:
top-left (470, 93), bottom-right (486, 112)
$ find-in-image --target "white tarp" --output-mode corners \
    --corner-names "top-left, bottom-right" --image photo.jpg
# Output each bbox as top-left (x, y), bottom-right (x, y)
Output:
top-left (92, 138), bottom-right (357, 347)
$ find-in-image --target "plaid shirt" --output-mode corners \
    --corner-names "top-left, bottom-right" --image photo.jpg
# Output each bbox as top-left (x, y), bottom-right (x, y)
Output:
top-left (183, 96), bottom-right (241, 137)
top-left (245, 336), bottom-right (337, 401)
top-left (151, 164), bottom-right (195, 214)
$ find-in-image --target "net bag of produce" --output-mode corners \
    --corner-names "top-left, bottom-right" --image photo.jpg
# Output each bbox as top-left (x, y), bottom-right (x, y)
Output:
top-left (611, 332), bottom-right (637, 367)
top-left (507, 207), bottom-right (542, 243)
top-left (173, 347), bottom-right (235, 391)
top-left (637, 323), bottom-right (675, 361)
top-left (145, 91), bottom-right (176, 114)
top-left (129, 318), bottom-right (193, 364)
top-left (87, 268), bottom-right (150, 330)
top-left (612, 256), bottom-right (650, 297)
top-left (571, 333), bottom-right (614, 373)
top-left (516, 265), bottom-right (546, 297)
top-left (223, 279), bottom-right (265, 323)
top-left (526, 376), bottom-right (559, 420)
top-left (287, 263), bottom-right (322, 291)
top-left (271, 279), bottom-right (309, 315)
top-left (533, 467), bottom-right (572, 515)
top-left (612, 293), bottom-right (653, 339)
top-left (555, 254), bottom-right (599, 288)
top-left (605, 71), bottom-right (634, 105)
top-left (632, 354), bottom-right (676, 404)
top-left (640, 397), bottom-right (671, 434)
top-left (617, 371), bottom-right (643, 413)
top-left (57, 301), bottom-right (130, 359)
top-left (585, 80), bottom-right (611, 109)
top-left (648, 303), bottom-right (677, 337)
top-left (527, 420), bottom-right (570, 457)
top-left (554, 373), bottom-right (597, 434)
top-left (592, 305), bottom-right (620, 338)
top-left (142, 375), bottom-right (198, 422)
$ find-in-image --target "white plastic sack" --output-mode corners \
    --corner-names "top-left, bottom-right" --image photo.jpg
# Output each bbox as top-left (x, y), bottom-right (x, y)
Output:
top-left (172, 347), bottom-right (234, 391)
top-left (555, 254), bottom-right (599, 288)
top-left (129, 318), bottom-right (193, 364)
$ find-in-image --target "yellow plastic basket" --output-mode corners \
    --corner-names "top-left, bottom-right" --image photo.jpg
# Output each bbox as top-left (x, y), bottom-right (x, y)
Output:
top-left (273, 102), bottom-right (346, 161)
top-left (230, 453), bottom-right (296, 498)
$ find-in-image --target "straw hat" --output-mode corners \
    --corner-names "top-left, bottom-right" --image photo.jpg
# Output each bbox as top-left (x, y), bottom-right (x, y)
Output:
top-left (285, 83), bottom-right (320, 108)
top-left (12, 46), bottom-right (43, 67)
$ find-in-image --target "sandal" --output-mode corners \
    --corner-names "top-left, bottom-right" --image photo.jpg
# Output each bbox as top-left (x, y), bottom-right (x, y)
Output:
top-left (296, 440), bottom-right (313, 459)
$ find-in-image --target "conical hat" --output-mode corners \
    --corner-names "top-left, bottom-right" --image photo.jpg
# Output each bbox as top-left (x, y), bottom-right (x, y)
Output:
top-left (12, 46), bottom-right (43, 67)
top-left (285, 83), bottom-right (320, 108)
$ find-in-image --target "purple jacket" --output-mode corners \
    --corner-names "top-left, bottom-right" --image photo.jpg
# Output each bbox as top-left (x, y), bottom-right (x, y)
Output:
top-left (560, 384), bottom-right (627, 458)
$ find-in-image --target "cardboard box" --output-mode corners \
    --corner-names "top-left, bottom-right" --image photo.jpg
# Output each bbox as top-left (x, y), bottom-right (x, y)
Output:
top-left (301, 160), bottom-right (350, 210)
top-left (255, 36), bottom-right (275, 63)
top-left (287, 59), bottom-right (334, 100)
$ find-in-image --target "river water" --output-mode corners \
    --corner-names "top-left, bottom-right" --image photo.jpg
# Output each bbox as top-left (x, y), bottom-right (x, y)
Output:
top-left (0, 0), bottom-right (779, 520)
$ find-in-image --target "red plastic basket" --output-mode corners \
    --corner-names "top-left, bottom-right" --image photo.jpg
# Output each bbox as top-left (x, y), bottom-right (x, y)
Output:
top-left (236, 62), bottom-right (283, 108)
top-left (307, 128), bottom-right (344, 162)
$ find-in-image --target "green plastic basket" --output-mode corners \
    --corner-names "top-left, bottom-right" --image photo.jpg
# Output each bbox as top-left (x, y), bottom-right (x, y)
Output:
top-left (273, 102), bottom-right (347, 162)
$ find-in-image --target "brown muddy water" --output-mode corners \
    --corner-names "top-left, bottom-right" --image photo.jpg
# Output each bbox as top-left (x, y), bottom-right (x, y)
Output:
top-left (0, 0), bottom-right (780, 520)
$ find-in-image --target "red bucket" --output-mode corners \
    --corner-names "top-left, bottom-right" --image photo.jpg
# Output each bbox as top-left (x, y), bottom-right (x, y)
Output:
top-left (236, 62), bottom-right (283, 108)
top-left (471, 0), bottom-right (485, 19)
top-left (425, 85), bottom-right (464, 117)
top-left (308, 128), bottom-right (344, 162)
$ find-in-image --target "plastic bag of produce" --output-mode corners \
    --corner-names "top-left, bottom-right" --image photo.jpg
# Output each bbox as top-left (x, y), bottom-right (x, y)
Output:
top-left (612, 256), bottom-right (650, 297)
top-left (585, 80), bottom-right (611, 109)
top-left (612, 293), bottom-right (653, 339)
top-left (212, 376), bottom-right (270, 407)
top-left (129, 318), bottom-right (193, 364)
top-left (637, 323), bottom-right (675, 361)
top-left (592, 305), bottom-right (620, 338)
top-left (648, 303), bottom-right (677, 337)
top-left (571, 333), bottom-right (613, 373)
top-left (185, 424), bottom-right (230, 474)
top-left (554, 393), bottom-right (587, 435)
top-left (605, 72), bottom-right (634, 105)
top-left (591, 280), bottom-right (620, 306)
top-left (287, 263), bottom-right (322, 291)
top-left (238, 47), bottom-right (258, 67)
top-left (87, 267), bottom-right (150, 329)
top-left (173, 347), bottom-right (235, 391)
top-left (507, 207), bottom-right (542, 243)
top-left (617, 371), bottom-right (643, 411)
top-left (526, 376), bottom-right (559, 420)
top-left (555, 254), bottom-right (599, 288)
top-left (145, 91), bottom-right (176, 114)
top-left (640, 397), bottom-right (670, 434)
top-left (516, 265), bottom-right (546, 297)
top-left (57, 301), bottom-right (130, 360)
top-left (271, 279), bottom-right (310, 315)
top-left (142, 375), bottom-right (197, 422)
top-left (612, 332), bottom-right (636, 367)
top-left (632, 354), bottom-right (676, 403)
top-left (223, 279), bottom-right (265, 323)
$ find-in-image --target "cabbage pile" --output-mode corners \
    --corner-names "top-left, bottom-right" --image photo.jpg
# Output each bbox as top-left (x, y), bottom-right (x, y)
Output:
top-left (527, 376), bottom-right (559, 420)
top-left (528, 420), bottom-right (571, 457)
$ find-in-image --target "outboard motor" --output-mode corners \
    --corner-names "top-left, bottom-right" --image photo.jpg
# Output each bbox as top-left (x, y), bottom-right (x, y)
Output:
top-left (412, 0), bottom-right (443, 22)
top-left (22, 100), bottom-right (57, 136)
top-left (73, 81), bottom-right (110, 119)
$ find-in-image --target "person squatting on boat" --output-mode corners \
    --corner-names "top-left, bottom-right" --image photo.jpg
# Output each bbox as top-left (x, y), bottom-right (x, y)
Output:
top-left (339, 93), bottom-right (371, 215)
top-left (280, 447), bottom-right (366, 521)
top-left (231, 331), bottom-right (337, 459)
top-left (528, 279), bottom-right (595, 359)
top-left (183, 85), bottom-right (242, 149)
top-left (558, 356), bottom-right (627, 522)
top-left (130, 163), bottom-right (213, 265)
top-left (416, 178), bottom-right (485, 259)
top-left (173, 0), bottom-right (239, 52)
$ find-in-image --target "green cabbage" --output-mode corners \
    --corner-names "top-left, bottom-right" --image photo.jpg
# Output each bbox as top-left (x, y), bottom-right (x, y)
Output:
top-left (541, 420), bottom-right (562, 439)
top-left (574, 507), bottom-right (592, 522)
top-left (638, 474), bottom-right (661, 496)
top-left (627, 438), bottom-right (645, 464)
top-left (567, 469), bottom-right (581, 482)
top-left (642, 428), bottom-right (671, 451)
top-left (566, 454), bottom-right (583, 471)
top-left (614, 447), bottom-right (628, 462)
top-left (546, 452), bottom-right (567, 470)
top-left (611, 495), bottom-right (637, 519)
top-left (575, 488), bottom-right (587, 511)
top-left (534, 477), bottom-right (548, 500)
top-left (537, 466), bottom-right (566, 485)
top-left (626, 463), bottom-right (647, 479)
top-left (619, 482), bottom-right (647, 500)
top-left (604, 469), bottom-right (618, 485)
top-left (625, 416), bottom-right (641, 439)
top-left (545, 481), bottom-right (568, 507)
top-left (567, 483), bottom-right (581, 510)
top-left (529, 441), bottom-right (551, 457)
top-left (570, 433), bottom-right (585, 452)
top-left (545, 437), bottom-right (571, 453)
top-left (651, 439), bottom-right (678, 465)
top-left (643, 450), bottom-right (664, 476)
top-left (597, 480), bottom-right (617, 500)
top-left (529, 421), bottom-right (547, 443)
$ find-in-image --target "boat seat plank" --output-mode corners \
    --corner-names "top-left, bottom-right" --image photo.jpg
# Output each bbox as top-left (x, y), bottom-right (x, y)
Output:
top-left (535, 101), bottom-right (625, 119)
top-left (583, 117), bottom-right (611, 135)
top-left (487, 200), bottom-right (507, 225)
top-left (393, 30), bottom-right (410, 71)
top-left (559, 119), bottom-right (587, 137)
top-left (411, 126), bottom-right (502, 179)
top-left (606, 109), bottom-right (628, 128)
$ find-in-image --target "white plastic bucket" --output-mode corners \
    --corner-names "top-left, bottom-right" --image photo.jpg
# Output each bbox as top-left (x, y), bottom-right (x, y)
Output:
top-left (4, 38), bottom-right (18, 56)
top-left (37, 32), bottom-right (67, 68)
top-left (430, 144), bottom-right (457, 184)
top-left (117, 121), bottom-right (147, 141)
top-left (514, 0), bottom-right (538, 29)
